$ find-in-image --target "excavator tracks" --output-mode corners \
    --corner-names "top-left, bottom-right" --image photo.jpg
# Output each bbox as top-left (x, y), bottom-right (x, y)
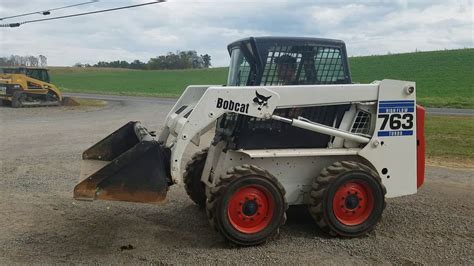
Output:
top-left (11, 91), bottom-right (61, 108)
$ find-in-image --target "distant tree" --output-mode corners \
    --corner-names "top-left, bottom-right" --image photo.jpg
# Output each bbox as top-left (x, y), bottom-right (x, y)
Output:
top-left (91, 50), bottom-right (212, 70)
top-left (147, 57), bottom-right (159, 69)
top-left (28, 56), bottom-right (39, 67)
top-left (0, 57), bottom-right (8, 66)
top-left (94, 61), bottom-right (109, 67)
top-left (39, 55), bottom-right (47, 67)
top-left (19, 56), bottom-right (28, 66)
top-left (0, 55), bottom-right (47, 67)
top-left (130, 59), bottom-right (146, 69)
top-left (201, 54), bottom-right (211, 68)
top-left (166, 52), bottom-right (180, 69)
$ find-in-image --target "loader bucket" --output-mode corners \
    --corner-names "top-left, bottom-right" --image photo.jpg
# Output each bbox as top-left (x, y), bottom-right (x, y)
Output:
top-left (74, 122), bottom-right (172, 204)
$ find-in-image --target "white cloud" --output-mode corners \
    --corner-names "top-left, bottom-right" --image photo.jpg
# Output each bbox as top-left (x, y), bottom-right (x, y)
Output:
top-left (0, 0), bottom-right (472, 66)
top-left (307, 0), bottom-right (473, 56)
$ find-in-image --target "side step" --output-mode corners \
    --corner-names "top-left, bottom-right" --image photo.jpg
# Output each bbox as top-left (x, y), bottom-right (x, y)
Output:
top-left (74, 122), bottom-right (172, 204)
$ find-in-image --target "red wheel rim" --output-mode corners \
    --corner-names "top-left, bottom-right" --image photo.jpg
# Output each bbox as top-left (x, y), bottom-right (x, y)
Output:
top-left (227, 185), bottom-right (275, 234)
top-left (332, 180), bottom-right (374, 226)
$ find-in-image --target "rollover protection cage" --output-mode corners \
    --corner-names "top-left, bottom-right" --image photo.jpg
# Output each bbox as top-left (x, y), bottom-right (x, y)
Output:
top-left (224, 37), bottom-right (352, 149)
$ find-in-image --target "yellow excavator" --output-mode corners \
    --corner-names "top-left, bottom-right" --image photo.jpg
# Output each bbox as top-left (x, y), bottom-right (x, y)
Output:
top-left (0, 67), bottom-right (62, 107)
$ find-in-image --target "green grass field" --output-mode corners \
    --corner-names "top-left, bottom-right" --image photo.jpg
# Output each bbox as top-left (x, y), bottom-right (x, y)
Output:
top-left (51, 67), bottom-right (228, 98)
top-left (425, 115), bottom-right (473, 167)
top-left (51, 48), bottom-right (473, 107)
top-left (350, 49), bottom-right (474, 108)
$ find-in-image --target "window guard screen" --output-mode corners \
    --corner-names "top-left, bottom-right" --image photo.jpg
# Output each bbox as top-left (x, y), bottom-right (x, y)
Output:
top-left (261, 45), bottom-right (346, 86)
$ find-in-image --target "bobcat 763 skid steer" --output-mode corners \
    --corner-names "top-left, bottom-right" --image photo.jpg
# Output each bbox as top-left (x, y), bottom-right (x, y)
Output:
top-left (74, 37), bottom-right (425, 246)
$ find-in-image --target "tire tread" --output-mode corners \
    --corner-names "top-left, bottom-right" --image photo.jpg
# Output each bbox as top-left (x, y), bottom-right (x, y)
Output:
top-left (183, 149), bottom-right (208, 207)
top-left (206, 164), bottom-right (288, 245)
top-left (309, 161), bottom-right (386, 236)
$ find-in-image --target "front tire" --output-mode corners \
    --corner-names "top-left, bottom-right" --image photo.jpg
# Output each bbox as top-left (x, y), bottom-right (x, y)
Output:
top-left (183, 149), bottom-right (208, 207)
top-left (206, 165), bottom-right (287, 246)
top-left (309, 161), bottom-right (386, 237)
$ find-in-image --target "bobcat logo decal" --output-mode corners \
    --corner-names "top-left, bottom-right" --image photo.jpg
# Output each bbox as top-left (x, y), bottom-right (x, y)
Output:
top-left (253, 91), bottom-right (272, 110)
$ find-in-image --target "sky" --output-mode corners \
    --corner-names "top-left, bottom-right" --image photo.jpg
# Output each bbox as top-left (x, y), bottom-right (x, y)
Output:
top-left (0, 0), bottom-right (472, 67)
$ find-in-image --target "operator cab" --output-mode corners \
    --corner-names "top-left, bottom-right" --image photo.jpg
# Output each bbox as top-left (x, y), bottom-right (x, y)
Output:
top-left (227, 36), bottom-right (351, 86)
top-left (0, 67), bottom-right (51, 83)
top-left (221, 37), bottom-right (353, 149)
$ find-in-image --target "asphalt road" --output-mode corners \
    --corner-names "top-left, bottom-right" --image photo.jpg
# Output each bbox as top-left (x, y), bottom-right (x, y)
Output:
top-left (63, 92), bottom-right (474, 116)
top-left (0, 98), bottom-right (472, 264)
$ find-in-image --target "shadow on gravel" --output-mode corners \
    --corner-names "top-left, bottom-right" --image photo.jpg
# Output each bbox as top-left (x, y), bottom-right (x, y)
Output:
top-left (57, 202), bottom-right (228, 252)
top-left (18, 199), bottom-right (363, 261)
top-left (282, 205), bottom-right (330, 238)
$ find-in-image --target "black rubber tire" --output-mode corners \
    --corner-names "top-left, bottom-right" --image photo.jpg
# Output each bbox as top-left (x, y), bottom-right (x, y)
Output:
top-left (206, 164), bottom-right (287, 246)
top-left (309, 161), bottom-right (386, 237)
top-left (183, 149), bottom-right (208, 207)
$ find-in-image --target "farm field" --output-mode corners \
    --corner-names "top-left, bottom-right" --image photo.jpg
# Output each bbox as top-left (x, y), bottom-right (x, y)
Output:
top-left (51, 48), bottom-right (473, 108)
top-left (425, 115), bottom-right (473, 167)
top-left (350, 49), bottom-right (474, 108)
top-left (51, 67), bottom-right (228, 98)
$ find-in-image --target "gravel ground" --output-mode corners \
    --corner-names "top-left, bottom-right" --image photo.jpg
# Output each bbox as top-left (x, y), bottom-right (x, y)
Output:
top-left (0, 100), bottom-right (472, 264)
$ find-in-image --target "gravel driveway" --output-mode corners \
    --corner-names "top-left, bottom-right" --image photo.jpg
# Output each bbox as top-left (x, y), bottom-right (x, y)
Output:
top-left (0, 100), bottom-right (472, 264)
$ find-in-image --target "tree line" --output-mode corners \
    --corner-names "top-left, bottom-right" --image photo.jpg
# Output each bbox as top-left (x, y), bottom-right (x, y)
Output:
top-left (1, 50), bottom-right (212, 70)
top-left (75, 50), bottom-right (212, 70)
top-left (0, 55), bottom-right (48, 67)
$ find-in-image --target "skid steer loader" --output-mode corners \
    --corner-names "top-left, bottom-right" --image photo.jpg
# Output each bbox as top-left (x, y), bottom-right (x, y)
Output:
top-left (0, 67), bottom-right (62, 107)
top-left (74, 37), bottom-right (426, 246)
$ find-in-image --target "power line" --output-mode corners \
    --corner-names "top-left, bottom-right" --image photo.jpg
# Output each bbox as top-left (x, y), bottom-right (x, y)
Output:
top-left (0, 1), bottom-right (99, 21)
top-left (1, 0), bottom-right (165, 28)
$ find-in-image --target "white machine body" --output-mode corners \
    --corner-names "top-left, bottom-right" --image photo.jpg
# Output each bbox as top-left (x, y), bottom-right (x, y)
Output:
top-left (159, 79), bottom-right (419, 203)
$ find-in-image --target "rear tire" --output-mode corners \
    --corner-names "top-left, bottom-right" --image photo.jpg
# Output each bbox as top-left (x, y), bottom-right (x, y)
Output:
top-left (183, 149), bottom-right (208, 207)
top-left (206, 165), bottom-right (287, 246)
top-left (309, 161), bottom-right (386, 237)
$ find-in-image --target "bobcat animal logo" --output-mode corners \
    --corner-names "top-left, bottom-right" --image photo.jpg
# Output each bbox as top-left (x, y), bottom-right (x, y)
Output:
top-left (253, 91), bottom-right (272, 110)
